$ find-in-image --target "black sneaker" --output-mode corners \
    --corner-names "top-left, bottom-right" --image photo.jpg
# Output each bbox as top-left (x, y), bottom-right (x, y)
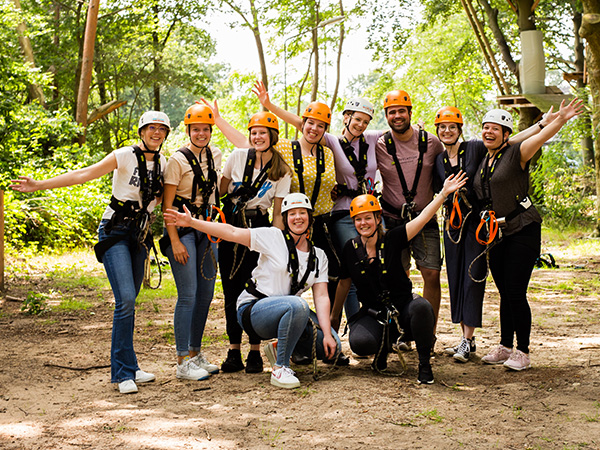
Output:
top-left (323, 352), bottom-right (350, 366)
top-left (245, 350), bottom-right (264, 373)
top-left (221, 349), bottom-right (244, 373)
top-left (453, 336), bottom-right (472, 363)
top-left (444, 336), bottom-right (476, 356)
top-left (291, 352), bottom-right (312, 366)
top-left (417, 363), bottom-right (434, 385)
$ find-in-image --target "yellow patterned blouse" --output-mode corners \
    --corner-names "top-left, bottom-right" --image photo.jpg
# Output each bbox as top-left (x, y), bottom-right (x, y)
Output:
top-left (275, 138), bottom-right (336, 217)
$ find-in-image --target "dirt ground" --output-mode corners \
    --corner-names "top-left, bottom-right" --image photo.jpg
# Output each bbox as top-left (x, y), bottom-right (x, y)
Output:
top-left (1, 237), bottom-right (600, 450)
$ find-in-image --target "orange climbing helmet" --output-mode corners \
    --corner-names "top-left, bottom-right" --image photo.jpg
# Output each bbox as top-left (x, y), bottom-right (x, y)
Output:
top-left (247, 111), bottom-right (279, 131)
top-left (302, 101), bottom-right (332, 125)
top-left (350, 194), bottom-right (382, 218)
top-left (184, 103), bottom-right (215, 125)
top-left (434, 106), bottom-right (463, 125)
top-left (383, 90), bottom-right (412, 110)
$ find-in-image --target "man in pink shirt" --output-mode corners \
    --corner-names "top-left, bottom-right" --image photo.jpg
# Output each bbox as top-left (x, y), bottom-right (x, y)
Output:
top-left (375, 90), bottom-right (444, 346)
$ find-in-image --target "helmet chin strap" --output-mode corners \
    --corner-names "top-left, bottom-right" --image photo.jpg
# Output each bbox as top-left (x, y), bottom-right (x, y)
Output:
top-left (140, 138), bottom-right (162, 154)
top-left (343, 112), bottom-right (360, 141)
top-left (361, 217), bottom-right (381, 241)
top-left (189, 125), bottom-right (210, 152)
top-left (288, 224), bottom-right (309, 246)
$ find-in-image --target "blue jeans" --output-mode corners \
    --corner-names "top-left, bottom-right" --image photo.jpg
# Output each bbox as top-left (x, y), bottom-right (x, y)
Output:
top-left (165, 230), bottom-right (218, 356)
top-left (330, 213), bottom-right (360, 319)
top-left (98, 220), bottom-right (146, 383)
top-left (237, 297), bottom-right (342, 367)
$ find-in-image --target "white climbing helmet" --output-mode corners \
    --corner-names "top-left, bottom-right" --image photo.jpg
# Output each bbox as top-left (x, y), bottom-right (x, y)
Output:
top-left (138, 111), bottom-right (171, 134)
top-left (281, 193), bottom-right (312, 213)
top-left (344, 97), bottom-right (374, 118)
top-left (482, 109), bottom-right (513, 133)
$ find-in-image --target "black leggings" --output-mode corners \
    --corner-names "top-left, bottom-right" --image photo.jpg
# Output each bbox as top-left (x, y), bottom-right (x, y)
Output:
top-left (489, 222), bottom-right (541, 354)
top-left (348, 294), bottom-right (434, 365)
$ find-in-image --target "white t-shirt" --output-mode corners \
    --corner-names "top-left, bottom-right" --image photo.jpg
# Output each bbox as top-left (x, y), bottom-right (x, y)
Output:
top-left (222, 148), bottom-right (291, 212)
top-left (101, 146), bottom-right (166, 220)
top-left (237, 227), bottom-right (329, 309)
top-left (324, 130), bottom-right (383, 211)
top-left (163, 146), bottom-right (222, 208)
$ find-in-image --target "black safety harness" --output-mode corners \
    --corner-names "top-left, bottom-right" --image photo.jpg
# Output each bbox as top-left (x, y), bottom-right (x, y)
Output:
top-left (336, 135), bottom-right (370, 199)
top-left (469, 145), bottom-right (533, 283)
top-left (241, 229), bottom-right (319, 342)
top-left (291, 140), bottom-right (325, 208)
top-left (93, 145), bottom-right (163, 288)
top-left (158, 146), bottom-right (220, 278)
top-left (349, 235), bottom-right (407, 375)
top-left (442, 143), bottom-right (473, 244)
top-left (222, 148), bottom-right (273, 278)
top-left (380, 129), bottom-right (428, 223)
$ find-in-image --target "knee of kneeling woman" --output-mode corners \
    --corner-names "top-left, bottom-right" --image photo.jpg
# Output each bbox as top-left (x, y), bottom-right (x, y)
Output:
top-left (287, 296), bottom-right (310, 319)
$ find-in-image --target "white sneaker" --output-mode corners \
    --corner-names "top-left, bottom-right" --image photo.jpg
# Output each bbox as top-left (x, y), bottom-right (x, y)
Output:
top-left (118, 379), bottom-right (138, 394)
top-left (270, 366), bottom-right (300, 389)
top-left (135, 369), bottom-right (156, 383)
top-left (190, 354), bottom-right (219, 374)
top-left (177, 357), bottom-right (210, 381)
top-left (263, 341), bottom-right (277, 368)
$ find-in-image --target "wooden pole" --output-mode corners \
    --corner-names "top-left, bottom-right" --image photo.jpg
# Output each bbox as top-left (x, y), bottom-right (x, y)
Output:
top-left (1, 190), bottom-right (4, 291)
top-left (75, 0), bottom-right (100, 130)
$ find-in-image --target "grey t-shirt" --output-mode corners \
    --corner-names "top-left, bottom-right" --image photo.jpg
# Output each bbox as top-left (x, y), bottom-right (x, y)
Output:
top-left (473, 142), bottom-right (542, 236)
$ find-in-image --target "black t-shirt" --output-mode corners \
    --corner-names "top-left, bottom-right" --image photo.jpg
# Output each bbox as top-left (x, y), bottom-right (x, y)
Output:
top-left (339, 225), bottom-right (413, 311)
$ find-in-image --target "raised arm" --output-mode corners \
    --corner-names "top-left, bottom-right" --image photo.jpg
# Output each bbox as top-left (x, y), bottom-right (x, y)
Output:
top-left (508, 105), bottom-right (560, 144)
top-left (519, 98), bottom-right (584, 165)
top-left (252, 81), bottom-right (303, 131)
top-left (10, 152), bottom-right (118, 193)
top-left (406, 172), bottom-right (467, 241)
top-left (200, 98), bottom-right (251, 148)
top-left (164, 205), bottom-right (251, 247)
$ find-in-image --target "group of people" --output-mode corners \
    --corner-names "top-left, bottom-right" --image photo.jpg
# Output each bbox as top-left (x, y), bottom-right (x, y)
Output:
top-left (10, 82), bottom-right (583, 394)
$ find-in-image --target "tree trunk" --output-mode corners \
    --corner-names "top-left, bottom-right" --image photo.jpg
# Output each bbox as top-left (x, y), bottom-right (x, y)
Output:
top-left (12, 0), bottom-right (45, 105)
top-left (249, 0), bottom-right (269, 97)
top-left (573, 10), bottom-right (595, 167)
top-left (75, 0), bottom-right (101, 136)
top-left (579, 4), bottom-right (600, 234)
top-left (51, 2), bottom-right (60, 105)
top-left (152, 3), bottom-right (160, 111)
top-left (310, 5), bottom-right (320, 102)
top-left (73, 1), bottom-right (84, 118)
top-left (330, 1), bottom-right (345, 109)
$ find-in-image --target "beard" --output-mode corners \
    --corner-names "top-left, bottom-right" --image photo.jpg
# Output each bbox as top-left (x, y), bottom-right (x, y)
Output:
top-left (389, 119), bottom-right (411, 135)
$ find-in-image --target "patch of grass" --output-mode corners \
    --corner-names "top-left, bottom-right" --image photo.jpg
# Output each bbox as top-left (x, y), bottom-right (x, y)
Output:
top-left (136, 278), bottom-right (177, 306)
top-left (295, 386), bottom-right (316, 398)
top-left (259, 421), bottom-right (283, 446)
top-left (21, 291), bottom-right (49, 315)
top-left (581, 401), bottom-right (600, 422)
top-left (416, 408), bottom-right (443, 423)
top-left (55, 298), bottom-right (93, 311)
top-left (202, 333), bottom-right (230, 346)
top-left (160, 324), bottom-right (175, 345)
top-left (512, 404), bottom-right (523, 419)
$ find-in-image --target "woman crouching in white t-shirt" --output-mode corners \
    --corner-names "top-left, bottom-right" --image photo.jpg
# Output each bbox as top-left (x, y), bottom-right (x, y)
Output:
top-left (164, 193), bottom-right (341, 389)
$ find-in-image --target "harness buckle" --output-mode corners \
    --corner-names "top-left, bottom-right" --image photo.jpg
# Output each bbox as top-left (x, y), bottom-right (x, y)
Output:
top-left (400, 202), bottom-right (416, 221)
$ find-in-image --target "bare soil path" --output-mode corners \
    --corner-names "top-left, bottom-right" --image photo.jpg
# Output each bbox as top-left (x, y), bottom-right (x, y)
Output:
top-left (1, 237), bottom-right (600, 449)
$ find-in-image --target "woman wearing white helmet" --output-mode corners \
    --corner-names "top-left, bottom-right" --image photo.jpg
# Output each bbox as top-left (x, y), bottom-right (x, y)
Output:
top-left (161, 103), bottom-right (222, 382)
top-left (473, 99), bottom-right (583, 371)
top-left (11, 110), bottom-right (170, 394)
top-left (252, 82), bottom-right (386, 322)
top-left (164, 192), bottom-right (341, 389)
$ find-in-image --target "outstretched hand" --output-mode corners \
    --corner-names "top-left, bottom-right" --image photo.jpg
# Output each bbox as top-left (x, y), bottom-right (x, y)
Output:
top-left (9, 176), bottom-right (39, 193)
top-left (558, 98), bottom-right (585, 122)
top-left (442, 171), bottom-right (468, 198)
top-left (252, 80), bottom-right (270, 107)
top-left (200, 98), bottom-right (221, 119)
top-left (163, 205), bottom-right (193, 228)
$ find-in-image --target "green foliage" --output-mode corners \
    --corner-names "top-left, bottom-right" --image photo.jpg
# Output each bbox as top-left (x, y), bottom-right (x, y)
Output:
top-left (21, 291), bottom-right (48, 315)
top-left (530, 123), bottom-right (596, 229)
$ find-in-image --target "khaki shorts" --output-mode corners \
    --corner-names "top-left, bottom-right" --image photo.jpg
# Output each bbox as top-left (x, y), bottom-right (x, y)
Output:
top-left (384, 216), bottom-right (442, 272)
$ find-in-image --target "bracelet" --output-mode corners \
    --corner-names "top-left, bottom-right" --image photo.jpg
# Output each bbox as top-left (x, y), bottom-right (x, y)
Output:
top-left (538, 121), bottom-right (545, 130)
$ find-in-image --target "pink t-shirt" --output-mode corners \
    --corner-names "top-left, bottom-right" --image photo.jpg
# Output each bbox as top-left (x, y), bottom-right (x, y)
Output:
top-left (375, 126), bottom-right (443, 218)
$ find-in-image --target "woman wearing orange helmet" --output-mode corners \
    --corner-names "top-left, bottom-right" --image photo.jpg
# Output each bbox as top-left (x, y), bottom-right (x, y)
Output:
top-left (215, 109), bottom-right (292, 374)
top-left (161, 103), bottom-right (222, 381)
top-left (433, 105), bottom-right (560, 364)
top-left (330, 173), bottom-right (467, 384)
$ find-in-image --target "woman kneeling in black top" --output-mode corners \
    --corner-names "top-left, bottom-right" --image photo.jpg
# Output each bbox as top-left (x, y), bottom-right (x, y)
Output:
top-left (331, 173), bottom-right (466, 384)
